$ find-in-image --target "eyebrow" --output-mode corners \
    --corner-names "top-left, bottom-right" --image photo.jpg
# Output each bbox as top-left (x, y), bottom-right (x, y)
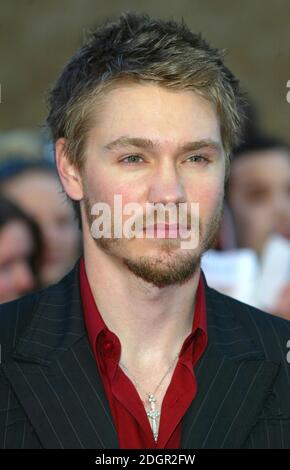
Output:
top-left (103, 136), bottom-right (223, 154)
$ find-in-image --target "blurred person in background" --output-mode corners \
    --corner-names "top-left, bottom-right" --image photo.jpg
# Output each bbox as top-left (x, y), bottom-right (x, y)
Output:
top-left (225, 135), bottom-right (290, 319)
top-left (0, 158), bottom-right (81, 286)
top-left (226, 135), bottom-right (290, 254)
top-left (0, 195), bottom-right (42, 303)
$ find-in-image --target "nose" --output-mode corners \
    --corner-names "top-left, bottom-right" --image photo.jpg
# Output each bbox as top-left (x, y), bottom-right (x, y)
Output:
top-left (41, 222), bottom-right (63, 261)
top-left (147, 160), bottom-right (187, 205)
top-left (13, 262), bottom-right (36, 295)
top-left (274, 191), bottom-right (290, 215)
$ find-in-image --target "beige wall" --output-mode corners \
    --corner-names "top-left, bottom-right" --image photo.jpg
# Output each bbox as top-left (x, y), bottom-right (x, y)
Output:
top-left (0, 0), bottom-right (289, 141)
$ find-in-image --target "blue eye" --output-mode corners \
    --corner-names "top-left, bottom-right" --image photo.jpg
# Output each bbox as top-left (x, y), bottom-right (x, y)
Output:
top-left (121, 155), bottom-right (144, 164)
top-left (186, 155), bottom-right (207, 163)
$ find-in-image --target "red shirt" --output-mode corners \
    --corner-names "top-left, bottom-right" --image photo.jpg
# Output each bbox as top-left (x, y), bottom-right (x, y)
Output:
top-left (80, 257), bottom-right (208, 449)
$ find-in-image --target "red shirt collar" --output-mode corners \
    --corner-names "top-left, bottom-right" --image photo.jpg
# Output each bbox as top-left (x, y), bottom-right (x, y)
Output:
top-left (79, 255), bottom-right (207, 357)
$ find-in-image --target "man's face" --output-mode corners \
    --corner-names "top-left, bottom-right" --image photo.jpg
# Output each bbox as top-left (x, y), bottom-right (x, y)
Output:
top-left (80, 82), bottom-right (226, 287)
top-left (227, 150), bottom-right (290, 255)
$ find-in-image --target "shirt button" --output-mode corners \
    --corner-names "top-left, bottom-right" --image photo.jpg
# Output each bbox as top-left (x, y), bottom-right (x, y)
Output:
top-left (103, 339), bottom-right (114, 352)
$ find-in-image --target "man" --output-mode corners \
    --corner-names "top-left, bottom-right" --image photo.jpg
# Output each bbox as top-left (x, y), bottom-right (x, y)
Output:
top-left (226, 136), bottom-right (290, 256)
top-left (1, 12), bottom-right (290, 449)
top-left (226, 136), bottom-right (290, 319)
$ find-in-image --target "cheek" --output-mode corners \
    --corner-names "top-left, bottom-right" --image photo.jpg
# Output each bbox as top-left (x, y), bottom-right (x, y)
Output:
top-left (237, 202), bottom-right (272, 226)
top-left (86, 177), bottom-right (144, 212)
top-left (189, 181), bottom-right (224, 218)
top-left (84, 161), bottom-right (146, 206)
top-left (230, 201), bottom-right (273, 242)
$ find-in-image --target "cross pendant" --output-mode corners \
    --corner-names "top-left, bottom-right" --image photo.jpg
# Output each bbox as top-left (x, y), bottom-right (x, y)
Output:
top-left (147, 394), bottom-right (160, 442)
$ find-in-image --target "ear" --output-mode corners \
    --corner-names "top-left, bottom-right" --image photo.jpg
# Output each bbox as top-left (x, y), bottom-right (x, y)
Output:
top-left (55, 138), bottom-right (83, 201)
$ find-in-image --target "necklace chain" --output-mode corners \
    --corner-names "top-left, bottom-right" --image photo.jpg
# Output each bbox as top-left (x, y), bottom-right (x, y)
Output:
top-left (119, 353), bottom-right (179, 441)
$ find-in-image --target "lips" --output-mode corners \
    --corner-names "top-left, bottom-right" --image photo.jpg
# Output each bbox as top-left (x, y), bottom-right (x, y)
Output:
top-left (143, 223), bottom-right (188, 237)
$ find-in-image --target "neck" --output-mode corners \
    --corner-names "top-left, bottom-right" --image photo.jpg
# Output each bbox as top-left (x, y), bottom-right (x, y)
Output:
top-left (83, 241), bottom-right (201, 369)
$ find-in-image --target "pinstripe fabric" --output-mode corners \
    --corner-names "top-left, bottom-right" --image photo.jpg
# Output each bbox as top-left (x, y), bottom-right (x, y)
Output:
top-left (1, 258), bottom-right (290, 448)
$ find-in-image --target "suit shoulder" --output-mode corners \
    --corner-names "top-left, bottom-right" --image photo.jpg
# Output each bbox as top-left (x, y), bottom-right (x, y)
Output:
top-left (0, 290), bottom-right (41, 361)
top-left (0, 283), bottom-right (63, 361)
top-left (0, 263), bottom-right (80, 363)
top-left (207, 286), bottom-right (290, 357)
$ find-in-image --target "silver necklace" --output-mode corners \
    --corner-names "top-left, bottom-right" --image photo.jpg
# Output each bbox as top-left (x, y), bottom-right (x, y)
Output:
top-left (119, 353), bottom-right (179, 442)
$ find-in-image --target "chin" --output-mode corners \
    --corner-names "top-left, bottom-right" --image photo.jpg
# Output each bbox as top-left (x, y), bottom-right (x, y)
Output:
top-left (122, 250), bottom-right (200, 288)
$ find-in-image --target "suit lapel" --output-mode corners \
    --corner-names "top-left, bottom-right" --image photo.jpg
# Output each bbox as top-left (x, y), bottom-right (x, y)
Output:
top-left (2, 262), bottom-right (281, 449)
top-left (181, 277), bottom-right (280, 449)
top-left (2, 260), bottom-right (119, 449)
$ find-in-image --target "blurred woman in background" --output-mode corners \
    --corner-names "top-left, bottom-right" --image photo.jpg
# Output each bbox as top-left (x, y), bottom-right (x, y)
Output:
top-left (0, 195), bottom-right (42, 303)
top-left (0, 159), bottom-right (81, 286)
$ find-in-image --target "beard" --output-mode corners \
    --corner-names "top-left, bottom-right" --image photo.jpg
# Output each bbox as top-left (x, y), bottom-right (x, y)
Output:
top-left (83, 195), bottom-right (223, 288)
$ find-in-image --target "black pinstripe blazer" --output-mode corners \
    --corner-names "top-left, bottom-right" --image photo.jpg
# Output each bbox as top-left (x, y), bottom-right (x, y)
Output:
top-left (1, 257), bottom-right (290, 449)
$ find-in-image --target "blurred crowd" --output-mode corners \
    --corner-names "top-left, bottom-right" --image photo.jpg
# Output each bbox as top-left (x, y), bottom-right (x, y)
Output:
top-left (1, 102), bottom-right (290, 319)
top-left (205, 102), bottom-right (290, 319)
top-left (0, 133), bottom-right (81, 303)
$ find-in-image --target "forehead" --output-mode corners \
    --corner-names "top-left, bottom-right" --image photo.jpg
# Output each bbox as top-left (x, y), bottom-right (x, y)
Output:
top-left (89, 82), bottom-right (222, 146)
top-left (4, 171), bottom-right (72, 217)
top-left (230, 150), bottom-right (290, 187)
